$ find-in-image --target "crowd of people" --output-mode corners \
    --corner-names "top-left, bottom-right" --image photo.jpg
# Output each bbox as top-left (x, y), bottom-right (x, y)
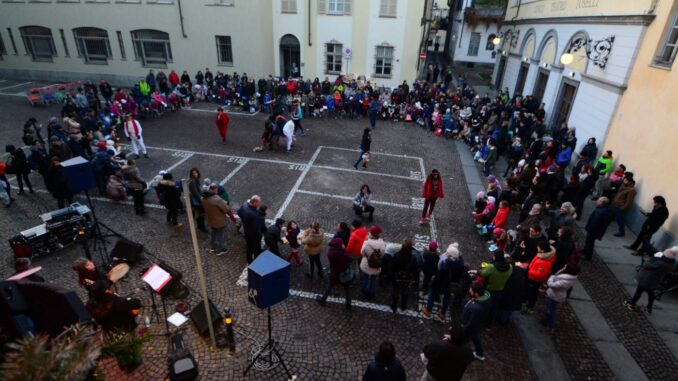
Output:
top-left (2, 62), bottom-right (677, 380)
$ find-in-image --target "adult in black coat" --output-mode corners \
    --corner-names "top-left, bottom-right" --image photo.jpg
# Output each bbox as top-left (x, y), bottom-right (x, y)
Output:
top-left (264, 218), bottom-right (285, 256)
top-left (499, 263), bottom-right (525, 325)
top-left (390, 240), bottom-right (418, 313)
top-left (45, 157), bottom-right (74, 208)
top-left (624, 195), bottom-right (669, 256)
top-left (574, 167), bottom-right (599, 220)
top-left (156, 173), bottom-right (183, 227)
top-left (237, 196), bottom-right (265, 264)
top-left (362, 341), bottom-right (406, 381)
top-left (552, 226), bottom-right (575, 274)
top-left (5, 145), bottom-right (33, 194)
top-left (583, 197), bottom-right (613, 260)
top-left (422, 326), bottom-right (474, 381)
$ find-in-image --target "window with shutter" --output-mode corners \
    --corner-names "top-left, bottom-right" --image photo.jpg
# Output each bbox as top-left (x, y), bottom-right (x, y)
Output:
top-left (379, 0), bottom-right (396, 17)
top-left (282, 0), bottom-right (296, 13)
top-left (654, 7), bottom-right (678, 67)
top-left (19, 26), bottom-right (57, 62)
top-left (318, 0), bottom-right (326, 14)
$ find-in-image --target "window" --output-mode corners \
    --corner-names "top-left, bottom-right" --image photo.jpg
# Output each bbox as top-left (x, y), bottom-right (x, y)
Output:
top-left (73, 27), bottom-right (111, 63)
top-left (7, 28), bottom-right (18, 54)
top-left (379, 0), bottom-right (396, 17)
top-left (282, 0), bottom-right (296, 13)
top-left (468, 32), bottom-right (480, 56)
top-left (59, 29), bottom-right (70, 57)
top-left (20, 26), bottom-right (56, 61)
top-left (215, 35), bottom-right (233, 65)
top-left (325, 42), bottom-right (342, 74)
top-left (116, 31), bottom-right (126, 59)
top-left (486, 34), bottom-right (496, 50)
top-left (318, 0), bottom-right (351, 15)
top-left (131, 29), bottom-right (172, 67)
top-left (654, 9), bottom-right (678, 67)
top-left (374, 45), bottom-right (393, 77)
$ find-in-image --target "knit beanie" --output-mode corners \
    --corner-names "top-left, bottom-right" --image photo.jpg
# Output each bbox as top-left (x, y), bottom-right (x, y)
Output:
top-left (446, 243), bottom-right (460, 259)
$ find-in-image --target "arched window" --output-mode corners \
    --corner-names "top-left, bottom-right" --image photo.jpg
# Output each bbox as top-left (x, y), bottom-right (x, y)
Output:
top-left (73, 27), bottom-right (111, 64)
top-left (131, 29), bottom-right (172, 67)
top-left (19, 26), bottom-right (56, 62)
top-left (486, 34), bottom-right (497, 50)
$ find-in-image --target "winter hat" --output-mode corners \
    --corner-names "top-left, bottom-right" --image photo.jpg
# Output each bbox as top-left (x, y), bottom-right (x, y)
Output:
top-left (96, 141), bottom-right (107, 150)
top-left (487, 174), bottom-right (497, 184)
top-left (487, 196), bottom-right (496, 205)
top-left (663, 246), bottom-right (678, 260)
top-left (428, 241), bottom-right (438, 251)
top-left (369, 225), bottom-right (383, 238)
top-left (446, 243), bottom-right (460, 259)
top-left (492, 227), bottom-right (504, 236)
top-left (529, 203), bottom-right (543, 215)
top-left (476, 191), bottom-right (486, 201)
top-left (561, 202), bottom-right (575, 214)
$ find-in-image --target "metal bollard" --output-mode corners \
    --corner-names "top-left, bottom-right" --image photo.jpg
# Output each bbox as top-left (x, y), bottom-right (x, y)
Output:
top-left (223, 307), bottom-right (235, 355)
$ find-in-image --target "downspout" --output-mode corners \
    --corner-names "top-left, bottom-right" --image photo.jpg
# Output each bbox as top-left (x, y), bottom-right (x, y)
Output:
top-left (417, 0), bottom-right (430, 72)
top-left (177, 0), bottom-right (187, 38)
top-left (308, 0), bottom-right (312, 46)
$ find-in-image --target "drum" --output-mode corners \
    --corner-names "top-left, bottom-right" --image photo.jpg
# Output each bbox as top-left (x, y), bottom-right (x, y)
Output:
top-left (107, 263), bottom-right (130, 283)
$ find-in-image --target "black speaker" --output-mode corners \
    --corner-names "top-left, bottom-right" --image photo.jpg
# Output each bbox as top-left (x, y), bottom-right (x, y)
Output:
top-left (0, 281), bottom-right (30, 314)
top-left (168, 333), bottom-right (199, 381)
top-left (189, 299), bottom-right (221, 336)
top-left (110, 238), bottom-right (144, 264)
top-left (60, 156), bottom-right (96, 193)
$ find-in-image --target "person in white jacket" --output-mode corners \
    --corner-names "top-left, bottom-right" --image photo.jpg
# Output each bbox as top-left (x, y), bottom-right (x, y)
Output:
top-left (282, 117), bottom-right (295, 152)
top-left (360, 225), bottom-right (385, 299)
top-left (544, 263), bottom-right (580, 333)
top-left (123, 113), bottom-right (149, 158)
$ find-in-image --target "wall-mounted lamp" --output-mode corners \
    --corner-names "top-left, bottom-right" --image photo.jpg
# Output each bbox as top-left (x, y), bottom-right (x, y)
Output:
top-left (542, 62), bottom-right (549, 68)
top-left (560, 35), bottom-right (615, 69)
top-left (523, 57), bottom-right (529, 62)
top-left (492, 36), bottom-right (501, 46)
top-left (569, 71), bottom-right (576, 77)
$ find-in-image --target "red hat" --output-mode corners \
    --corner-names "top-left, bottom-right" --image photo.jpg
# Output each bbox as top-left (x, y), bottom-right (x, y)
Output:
top-left (369, 225), bottom-right (383, 237)
top-left (96, 141), bottom-right (107, 150)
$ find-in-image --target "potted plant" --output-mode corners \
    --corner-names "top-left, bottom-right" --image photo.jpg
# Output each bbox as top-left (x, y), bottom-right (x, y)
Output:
top-left (0, 324), bottom-right (103, 381)
top-left (100, 330), bottom-right (149, 372)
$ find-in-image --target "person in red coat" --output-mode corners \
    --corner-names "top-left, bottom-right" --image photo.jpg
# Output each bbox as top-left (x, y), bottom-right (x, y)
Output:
top-left (421, 169), bottom-right (444, 224)
top-left (168, 70), bottom-right (180, 89)
top-left (215, 107), bottom-right (230, 143)
top-left (492, 200), bottom-right (510, 229)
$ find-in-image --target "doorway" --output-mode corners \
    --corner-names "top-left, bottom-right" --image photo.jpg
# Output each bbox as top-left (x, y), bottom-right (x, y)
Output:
top-left (495, 55), bottom-right (507, 90)
top-left (514, 62), bottom-right (529, 97)
top-left (552, 80), bottom-right (578, 130)
top-left (280, 34), bottom-right (300, 79)
top-left (532, 69), bottom-right (549, 103)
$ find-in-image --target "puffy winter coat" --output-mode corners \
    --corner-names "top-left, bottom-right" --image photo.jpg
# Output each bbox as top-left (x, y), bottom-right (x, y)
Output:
top-left (546, 272), bottom-right (577, 302)
top-left (528, 246), bottom-right (556, 283)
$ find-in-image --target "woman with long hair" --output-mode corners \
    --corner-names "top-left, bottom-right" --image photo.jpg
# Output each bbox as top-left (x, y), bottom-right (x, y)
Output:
top-left (353, 184), bottom-right (375, 221)
top-left (353, 128), bottom-right (372, 169)
top-left (420, 169), bottom-right (444, 224)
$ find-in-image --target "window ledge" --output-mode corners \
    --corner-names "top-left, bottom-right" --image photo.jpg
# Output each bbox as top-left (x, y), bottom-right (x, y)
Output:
top-left (281, 11), bottom-right (297, 14)
top-left (205, 3), bottom-right (234, 6)
top-left (649, 62), bottom-right (672, 71)
top-left (373, 74), bottom-right (392, 79)
top-left (325, 13), bottom-right (349, 16)
top-left (218, 63), bottom-right (234, 67)
top-left (84, 61), bottom-right (109, 65)
top-left (379, 15), bottom-right (397, 18)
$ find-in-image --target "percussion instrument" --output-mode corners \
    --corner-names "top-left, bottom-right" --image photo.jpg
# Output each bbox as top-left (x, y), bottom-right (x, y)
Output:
top-left (107, 263), bottom-right (130, 283)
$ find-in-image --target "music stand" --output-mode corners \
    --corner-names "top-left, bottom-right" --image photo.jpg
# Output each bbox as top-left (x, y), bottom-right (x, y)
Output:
top-left (142, 264), bottom-right (173, 345)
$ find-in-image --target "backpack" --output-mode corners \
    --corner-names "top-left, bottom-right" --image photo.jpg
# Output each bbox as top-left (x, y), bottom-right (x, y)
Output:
top-left (367, 249), bottom-right (383, 269)
top-left (528, 256), bottom-right (555, 283)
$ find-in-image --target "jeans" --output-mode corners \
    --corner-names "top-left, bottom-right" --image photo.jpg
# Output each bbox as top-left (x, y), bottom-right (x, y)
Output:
top-left (629, 228), bottom-right (654, 254)
top-left (308, 255), bottom-right (323, 278)
top-left (545, 297), bottom-right (558, 328)
top-left (469, 332), bottom-right (483, 356)
top-left (320, 281), bottom-right (351, 306)
top-left (354, 204), bottom-right (375, 220)
top-left (483, 161), bottom-right (494, 177)
top-left (210, 226), bottom-right (226, 252)
top-left (245, 235), bottom-right (262, 264)
top-left (369, 111), bottom-right (377, 127)
top-left (422, 198), bottom-right (437, 218)
top-left (293, 119), bottom-right (305, 134)
top-left (498, 309), bottom-right (513, 326)
top-left (361, 273), bottom-right (378, 296)
top-left (613, 206), bottom-right (626, 235)
top-left (354, 150), bottom-right (367, 168)
top-left (16, 172), bottom-right (33, 193)
top-left (630, 285), bottom-right (656, 312)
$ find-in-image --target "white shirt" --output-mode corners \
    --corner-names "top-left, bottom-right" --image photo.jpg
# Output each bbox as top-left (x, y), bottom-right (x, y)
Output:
top-left (283, 120), bottom-right (295, 136)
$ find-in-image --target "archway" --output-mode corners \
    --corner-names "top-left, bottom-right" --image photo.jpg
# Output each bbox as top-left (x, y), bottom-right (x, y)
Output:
top-left (280, 34), bottom-right (300, 79)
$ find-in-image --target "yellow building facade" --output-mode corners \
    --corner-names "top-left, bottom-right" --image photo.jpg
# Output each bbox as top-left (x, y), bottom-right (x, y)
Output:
top-left (604, 0), bottom-right (678, 246)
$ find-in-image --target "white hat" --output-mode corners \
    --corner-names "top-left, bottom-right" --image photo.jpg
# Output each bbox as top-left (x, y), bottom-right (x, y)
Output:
top-left (446, 243), bottom-right (460, 259)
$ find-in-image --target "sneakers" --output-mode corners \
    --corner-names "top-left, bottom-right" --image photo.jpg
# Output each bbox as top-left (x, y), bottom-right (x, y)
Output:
top-left (421, 306), bottom-right (432, 318)
top-left (144, 153), bottom-right (149, 159)
top-left (437, 312), bottom-right (446, 322)
top-left (215, 250), bottom-right (227, 256)
top-left (473, 352), bottom-right (485, 361)
top-left (623, 300), bottom-right (636, 311)
top-left (353, 164), bottom-right (358, 170)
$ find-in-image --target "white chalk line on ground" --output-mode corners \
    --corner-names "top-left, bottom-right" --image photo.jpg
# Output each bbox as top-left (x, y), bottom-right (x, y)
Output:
top-left (274, 146), bottom-right (322, 220)
top-left (146, 153), bottom-right (195, 189)
top-left (220, 159), bottom-right (249, 185)
top-left (312, 165), bottom-right (421, 182)
top-left (0, 81), bottom-right (32, 91)
top-left (322, 146), bottom-right (423, 160)
top-left (184, 107), bottom-right (260, 117)
top-left (296, 189), bottom-right (415, 210)
top-left (0, 93), bottom-right (25, 98)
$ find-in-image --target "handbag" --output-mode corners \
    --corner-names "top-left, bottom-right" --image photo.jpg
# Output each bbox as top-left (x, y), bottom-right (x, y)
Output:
top-left (339, 266), bottom-right (355, 283)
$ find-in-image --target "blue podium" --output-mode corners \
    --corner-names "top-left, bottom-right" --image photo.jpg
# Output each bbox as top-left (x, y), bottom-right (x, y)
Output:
top-left (247, 251), bottom-right (290, 309)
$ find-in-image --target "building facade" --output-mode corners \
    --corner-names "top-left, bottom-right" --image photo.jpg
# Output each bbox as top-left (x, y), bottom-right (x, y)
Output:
top-left (0, 0), bottom-right (425, 88)
top-left (603, 0), bottom-right (678, 247)
top-left (491, 0), bottom-right (657, 154)
top-left (447, 0), bottom-right (505, 66)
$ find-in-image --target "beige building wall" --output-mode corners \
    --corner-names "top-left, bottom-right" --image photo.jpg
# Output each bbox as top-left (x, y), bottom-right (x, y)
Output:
top-left (603, 0), bottom-right (678, 243)
top-left (505, 0), bottom-right (656, 20)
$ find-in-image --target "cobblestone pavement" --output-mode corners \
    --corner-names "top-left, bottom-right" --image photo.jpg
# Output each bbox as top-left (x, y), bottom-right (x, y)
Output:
top-left (0, 92), bottom-right (536, 380)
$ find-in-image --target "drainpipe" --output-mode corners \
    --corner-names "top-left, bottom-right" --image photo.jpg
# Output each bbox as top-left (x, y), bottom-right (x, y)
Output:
top-left (308, 0), bottom-right (312, 46)
top-left (417, 0), bottom-right (430, 72)
top-left (177, 0), bottom-right (187, 38)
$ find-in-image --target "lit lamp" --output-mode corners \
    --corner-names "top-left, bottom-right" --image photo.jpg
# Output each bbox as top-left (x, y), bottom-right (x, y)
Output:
top-left (560, 52), bottom-right (574, 66)
top-left (492, 36), bottom-right (501, 46)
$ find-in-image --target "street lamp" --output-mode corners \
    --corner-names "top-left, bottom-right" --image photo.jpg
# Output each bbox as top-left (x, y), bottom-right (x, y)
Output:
top-left (560, 52), bottom-right (574, 65)
top-left (559, 35), bottom-right (615, 69)
top-left (492, 36), bottom-right (501, 46)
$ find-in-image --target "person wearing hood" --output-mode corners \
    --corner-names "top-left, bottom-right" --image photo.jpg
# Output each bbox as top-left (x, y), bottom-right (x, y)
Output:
top-left (391, 240), bottom-right (418, 313)
top-left (422, 243), bottom-right (467, 321)
top-left (156, 172), bottom-right (183, 228)
top-left (462, 282), bottom-right (491, 361)
top-left (523, 241), bottom-right (556, 315)
top-left (347, 219), bottom-right (368, 266)
top-left (300, 222), bottom-right (325, 279)
top-left (421, 325), bottom-right (474, 381)
top-left (544, 263), bottom-right (580, 333)
top-left (5, 144), bottom-right (34, 195)
top-left (624, 247), bottom-right (677, 315)
top-left (480, 250), bottom-right (513, 326)
top-left (316, 237), bottom-right (353, 310)
top-left (362, 341), bottom-right (406, 381)
top-left (360, 225), bottom-right (386, 298)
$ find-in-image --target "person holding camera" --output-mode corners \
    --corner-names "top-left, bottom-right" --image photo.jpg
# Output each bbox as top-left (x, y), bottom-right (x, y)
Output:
top-left (353, 184), bottom-right (375, 221)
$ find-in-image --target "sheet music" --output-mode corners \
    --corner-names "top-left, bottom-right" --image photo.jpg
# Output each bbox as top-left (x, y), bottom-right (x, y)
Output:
top-left (167, 312), bottom-right (189, 327)
top-left (141, 264), bottom-right (173, 292)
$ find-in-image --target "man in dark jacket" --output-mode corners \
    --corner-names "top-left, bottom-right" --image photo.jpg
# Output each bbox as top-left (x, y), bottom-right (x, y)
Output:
top-left (5, 145), bottom-right (34, 195)
top-left (462, 282), bottom-right (490, 361)
top-left (421, 326), bottom-right (474, 381)
top-left (583, 197), bottom-right (613, 260)
top-left (264, 218), bottom-right (285, 256)
top-left (45, 157), bottom-right (74, 208)
top-left (624, 196), bottom-right (669, 257)
top-left (624, 246), bottom-right (677, 314)
top-left (91, 142), bottom-right (119, 195)
top-left (499, 262), bottom-right (525, 325)
top-left (391, 240), bottom-right (418, 313)
top-left (156, 173), bottom-right (182, 228)
top-left (237, 195), bottom-right (265, 264)
top-left (362, 341), bottom-right (406, 381)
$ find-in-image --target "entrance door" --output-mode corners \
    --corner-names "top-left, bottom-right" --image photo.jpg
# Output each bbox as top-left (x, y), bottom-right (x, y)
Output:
top-left (495, 55), bottom-right (507, 90)
top-left (532, 69), bottom-right (549, 102)
top-left (552, 80), bottom-right (578, 130)
top-left (280, 34), bottom-right (300, 79)
top-left (514, 62), bottom-right (529, 97)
